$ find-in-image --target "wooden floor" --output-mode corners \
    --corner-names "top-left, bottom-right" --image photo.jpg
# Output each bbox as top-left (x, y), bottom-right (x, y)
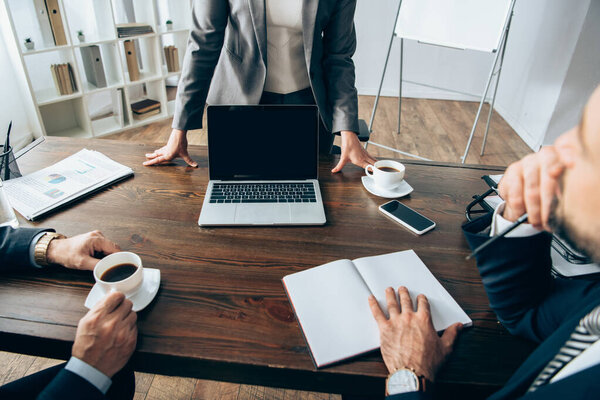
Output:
top-left (103, 95), bottom-right (531, 166)
top-left (0, 96), bottom-right (531, 400)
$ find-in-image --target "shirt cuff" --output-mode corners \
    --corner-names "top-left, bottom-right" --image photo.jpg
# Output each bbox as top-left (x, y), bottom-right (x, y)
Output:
top-left (490, 201), bottom-right (541, 238)
top-left (65, 357), bottom-right (112, 394)
top-left (29, 232), bottom-right (49, 268)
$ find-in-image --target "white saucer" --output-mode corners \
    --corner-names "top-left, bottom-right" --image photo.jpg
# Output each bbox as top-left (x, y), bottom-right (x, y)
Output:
top-left (85, 268), bottom-right (161, 312)
top-left (361, 175), bottom-right (414, 198)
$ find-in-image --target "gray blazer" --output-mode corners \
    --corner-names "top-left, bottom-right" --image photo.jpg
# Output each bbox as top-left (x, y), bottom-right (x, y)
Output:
top-left (172, 0), bottom-right (360, 134)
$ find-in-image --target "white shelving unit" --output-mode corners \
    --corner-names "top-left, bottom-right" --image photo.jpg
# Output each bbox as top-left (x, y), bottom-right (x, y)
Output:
top-left (2, 0), bottom-right (191, 138)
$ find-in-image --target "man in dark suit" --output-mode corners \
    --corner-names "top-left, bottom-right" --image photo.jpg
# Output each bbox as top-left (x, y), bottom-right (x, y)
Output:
top-left (0, 227), bottom-right (137, 400)
top-left (369, 84), bottom-right (600, 399)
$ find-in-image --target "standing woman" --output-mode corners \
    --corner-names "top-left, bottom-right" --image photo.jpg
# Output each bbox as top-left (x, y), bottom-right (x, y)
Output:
top-left (144, 0), bottom-right (376, 172)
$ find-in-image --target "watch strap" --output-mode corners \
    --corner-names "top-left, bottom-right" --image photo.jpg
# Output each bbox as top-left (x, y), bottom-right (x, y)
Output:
top-left (34, 232), bottom-right (66, 266)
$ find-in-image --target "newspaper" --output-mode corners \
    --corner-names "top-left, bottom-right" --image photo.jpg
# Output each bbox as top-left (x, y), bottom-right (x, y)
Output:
top-left (4, 149), bottom-right (133, 220)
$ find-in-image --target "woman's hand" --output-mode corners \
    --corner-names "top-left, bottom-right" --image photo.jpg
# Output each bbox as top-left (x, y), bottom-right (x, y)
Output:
top-left (143, 129), bottom-right (198, 167)
top-left (331, 131), bottom-right (377, 173)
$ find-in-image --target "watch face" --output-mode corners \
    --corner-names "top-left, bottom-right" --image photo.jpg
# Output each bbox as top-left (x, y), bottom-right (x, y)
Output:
top-left (387, 369), bottom-right (419, 395)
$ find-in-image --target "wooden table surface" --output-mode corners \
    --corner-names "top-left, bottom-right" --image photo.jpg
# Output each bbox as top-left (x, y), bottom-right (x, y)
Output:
top-left (0, 137), bottom-right (534, 397)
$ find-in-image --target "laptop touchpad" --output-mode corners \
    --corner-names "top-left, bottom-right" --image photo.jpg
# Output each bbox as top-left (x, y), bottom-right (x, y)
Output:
top-left (235, 204), bottom-right (291, 224)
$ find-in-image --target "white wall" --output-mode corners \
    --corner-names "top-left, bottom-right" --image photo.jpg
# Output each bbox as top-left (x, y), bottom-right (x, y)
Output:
top-left (0, 2), bottom-right (39, 150)
top-left (543, 1), bottom-right (600, 144)
top-left (354, 0), bottom-right (595, 150)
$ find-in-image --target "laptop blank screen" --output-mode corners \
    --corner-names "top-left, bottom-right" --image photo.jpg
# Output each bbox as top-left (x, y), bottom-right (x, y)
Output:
top-left (207, 105), bottom-right (319, 180)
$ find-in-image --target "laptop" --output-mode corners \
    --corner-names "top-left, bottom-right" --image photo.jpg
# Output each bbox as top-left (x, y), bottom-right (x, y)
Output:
top-left (198, 105), bottom-right (326, 226)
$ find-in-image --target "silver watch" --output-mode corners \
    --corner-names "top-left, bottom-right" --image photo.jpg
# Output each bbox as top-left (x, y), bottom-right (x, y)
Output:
top-left (386, 368), bottom-right (420, 395)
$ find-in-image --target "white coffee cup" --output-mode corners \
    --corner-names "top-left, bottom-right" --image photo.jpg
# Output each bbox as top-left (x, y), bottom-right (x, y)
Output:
top-left (364, 160), bottom-right (406, 189)
top-left (93, 252), bottom-right (144, 296)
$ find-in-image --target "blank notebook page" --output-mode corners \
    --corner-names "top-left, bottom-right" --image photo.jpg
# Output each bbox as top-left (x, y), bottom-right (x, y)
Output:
top-left (282, 259), bottom-right (380, 367)
top-left (353, 250), bottom-right (472, 331)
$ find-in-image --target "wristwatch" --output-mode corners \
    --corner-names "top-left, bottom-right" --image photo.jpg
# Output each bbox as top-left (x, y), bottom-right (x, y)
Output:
top-left (386, 367), bottom-right (429, 395)
top-left (34, 232), bottom-right (66, 266)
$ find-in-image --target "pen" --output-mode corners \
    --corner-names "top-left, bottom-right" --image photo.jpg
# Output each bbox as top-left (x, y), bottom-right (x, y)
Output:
top-left (3, 121), bottom-right (11, 180)
top-left (466, 213), bottom-right (529, 260)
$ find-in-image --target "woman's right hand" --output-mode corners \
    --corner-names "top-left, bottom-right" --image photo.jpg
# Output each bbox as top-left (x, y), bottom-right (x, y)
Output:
top-left (143, 129), bottom-right (198, 167)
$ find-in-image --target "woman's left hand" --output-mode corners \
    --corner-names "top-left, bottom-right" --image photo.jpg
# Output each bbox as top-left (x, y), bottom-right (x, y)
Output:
top-left (331, 131), bottom-right (377, 173)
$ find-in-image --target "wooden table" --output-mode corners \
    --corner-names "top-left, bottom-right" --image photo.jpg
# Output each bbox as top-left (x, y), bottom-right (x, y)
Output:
top-left (0, 137), bottom-right (535, 398)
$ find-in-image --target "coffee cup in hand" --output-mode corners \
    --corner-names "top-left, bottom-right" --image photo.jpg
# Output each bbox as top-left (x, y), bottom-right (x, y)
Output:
top-left (93, 252), bottom-right (143, 296)
top-left (364, 160), bottom-right (406, 190)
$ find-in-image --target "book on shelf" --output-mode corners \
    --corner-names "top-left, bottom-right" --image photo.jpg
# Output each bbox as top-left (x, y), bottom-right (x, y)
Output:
top-left (45, 0), bottom-right (67, 46)
top-left (3, 149), bottom-right (134, 221)
top-left (124, 40), bottom-right (140, 81)
top-left (80, 46), bottom-right (107, 89)
top-left (116, 23), bottom-right (154, 38)
top-left (113, 89), bottom-right (125, 128)
top-left (163, 46), bottom-right (180, 72)
top-left (50, 63), bottom-right (76, 95)
top-left (131, 99), bottom-right (161, 114)
top-left (282, 250), bottom-right (472, 368)
top-left (133, 108), bottom-right (161, 120)
top-left (67, 63), bottom-right (77, 92)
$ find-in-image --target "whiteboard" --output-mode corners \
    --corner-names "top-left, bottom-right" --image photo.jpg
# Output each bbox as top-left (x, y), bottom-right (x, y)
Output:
top-left (395, 0), bottom-right (513, 53)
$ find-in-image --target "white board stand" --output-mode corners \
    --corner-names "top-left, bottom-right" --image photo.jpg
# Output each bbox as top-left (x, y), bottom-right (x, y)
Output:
top-left (367, 0), bottom-right (517, 163)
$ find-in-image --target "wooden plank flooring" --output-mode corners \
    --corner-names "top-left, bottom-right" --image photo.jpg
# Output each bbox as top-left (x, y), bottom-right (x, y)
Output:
top-left (0, 96), bottom-right (531, 399)
top-left (102, 95), bottom-right (531, 166)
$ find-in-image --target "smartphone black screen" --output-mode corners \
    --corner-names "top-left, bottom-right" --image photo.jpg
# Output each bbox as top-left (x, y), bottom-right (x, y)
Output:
top-left (380, 201), bottom-right (434, 232)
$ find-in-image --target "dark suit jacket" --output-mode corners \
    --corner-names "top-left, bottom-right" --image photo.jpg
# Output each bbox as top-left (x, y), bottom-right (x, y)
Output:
top-left (0, 226), bottom-right (110, 399)
top-left (0, 226), bottom-right (50, 269)
top-left (173, 0), bottom-right (359, 134)
top-left (388, 213), bottom-right (600, 399)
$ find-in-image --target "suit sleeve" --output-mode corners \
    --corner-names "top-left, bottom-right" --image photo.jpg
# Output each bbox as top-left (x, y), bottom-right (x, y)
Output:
top-left (462, 213), bottom-right (600, 343)
top-left (322, 0), bottom-right (360, 134)
top-left (0, 226), bottom-right (52, 271)
top-left (37, 369), bottom-right (105, 400)
top-left (172, 0), bottom-right (229, 130)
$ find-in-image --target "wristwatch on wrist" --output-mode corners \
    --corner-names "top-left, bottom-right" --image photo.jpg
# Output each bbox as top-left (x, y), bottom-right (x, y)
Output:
top-left (34, 232), bottom-right (66, 266)
top-left (386, 367), bottom-right (429, 395)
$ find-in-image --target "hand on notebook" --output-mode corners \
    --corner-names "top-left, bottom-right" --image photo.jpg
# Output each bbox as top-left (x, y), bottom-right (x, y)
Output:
top-left (47, 230), bottom-right (121, 270)
top-left (369, 286), bottom-right (463, 381)
top-left (331, 131), bottom-right (377, 173)
top-left (144, 129), bottom-right (198, 167)
top-left (498, 144), bottom-right (564, 231)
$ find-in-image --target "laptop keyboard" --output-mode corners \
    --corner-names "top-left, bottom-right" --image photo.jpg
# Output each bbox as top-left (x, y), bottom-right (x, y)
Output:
top-left (209, 183), bottom-right (317, 203)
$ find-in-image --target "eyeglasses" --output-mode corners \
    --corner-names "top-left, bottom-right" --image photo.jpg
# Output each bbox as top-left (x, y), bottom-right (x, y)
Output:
top-left (465, 187), bottom-right (497, 222)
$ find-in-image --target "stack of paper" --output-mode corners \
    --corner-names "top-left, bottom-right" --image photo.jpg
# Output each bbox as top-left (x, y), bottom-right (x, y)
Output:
top-left (4, 149), bottom-right (133, 220)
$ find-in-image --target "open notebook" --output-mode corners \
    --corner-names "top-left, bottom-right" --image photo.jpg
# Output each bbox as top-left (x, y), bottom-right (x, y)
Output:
top-left (282, 250), bottom-right (472, 368)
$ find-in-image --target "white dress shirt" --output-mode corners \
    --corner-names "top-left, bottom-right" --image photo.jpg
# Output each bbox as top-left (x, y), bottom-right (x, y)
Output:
top-left (264, 0), bottom-right (311, 94)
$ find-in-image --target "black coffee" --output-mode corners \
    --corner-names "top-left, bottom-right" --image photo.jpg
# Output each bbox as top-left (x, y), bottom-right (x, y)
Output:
top-left (379, 166), bottom-right (401, 173)
top-left (100, 263), bottom-right (138, 282)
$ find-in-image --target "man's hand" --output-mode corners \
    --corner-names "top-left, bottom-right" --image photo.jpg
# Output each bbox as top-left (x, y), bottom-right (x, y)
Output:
top-left (331, 131), bottom-right (377, 173)
top-left (46, 231), bottom-right (120, 271)
top-left (369, 287), bottom-right (463, 381)
top-left (72, 291), bottom-right (138, 378)
top-left (498, 145), bottom-right (565, 230)
top-left (143, 129), bottom-right (198, 167)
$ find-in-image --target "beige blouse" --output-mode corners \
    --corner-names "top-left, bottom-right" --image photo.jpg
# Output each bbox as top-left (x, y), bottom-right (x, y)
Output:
top-left (264, 0), bottom-right (311, 94)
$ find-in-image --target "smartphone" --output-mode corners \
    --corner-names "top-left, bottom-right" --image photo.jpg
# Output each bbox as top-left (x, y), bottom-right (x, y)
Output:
top-left (379, 200), bottom-right (436, 235)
